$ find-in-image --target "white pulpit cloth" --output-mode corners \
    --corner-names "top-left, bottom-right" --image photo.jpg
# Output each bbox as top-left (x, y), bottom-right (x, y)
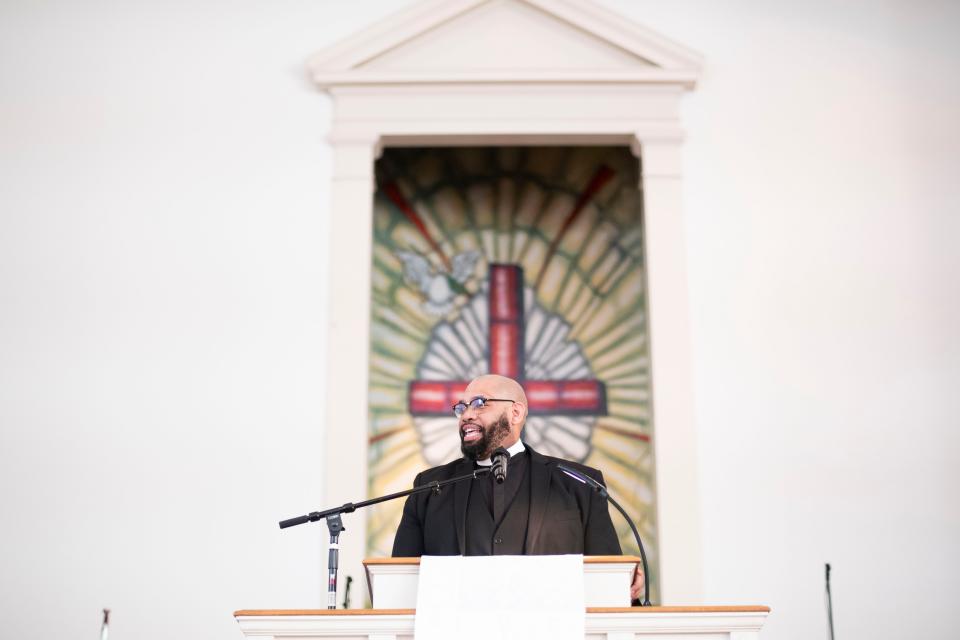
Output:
top-left (414, 554), bottom-right (585, 640)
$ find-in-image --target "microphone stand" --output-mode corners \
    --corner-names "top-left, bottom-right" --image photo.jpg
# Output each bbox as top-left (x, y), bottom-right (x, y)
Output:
top-left (825, 563), bottom-right (835, 640)
top-left (557, 463), bottom-right (651, 606)
top-left (279, 467), bottom-right (492, 609)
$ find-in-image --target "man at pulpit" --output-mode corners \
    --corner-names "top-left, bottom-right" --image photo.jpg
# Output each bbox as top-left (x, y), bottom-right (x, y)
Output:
top-left (392, 374), bottom-right (644, 600)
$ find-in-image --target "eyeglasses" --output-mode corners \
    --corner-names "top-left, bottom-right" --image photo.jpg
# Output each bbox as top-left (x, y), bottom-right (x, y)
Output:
top-left (452, 396), bottom-right (516, 418)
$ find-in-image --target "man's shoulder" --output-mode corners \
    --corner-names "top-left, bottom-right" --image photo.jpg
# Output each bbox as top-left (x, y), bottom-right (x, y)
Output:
top-left (414, 457), bottom-right (470, 483)
top-left (526, 446), bottom-right (605, 481)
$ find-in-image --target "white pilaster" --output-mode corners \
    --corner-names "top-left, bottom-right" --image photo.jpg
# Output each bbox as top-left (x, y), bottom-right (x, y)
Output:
top-left (633, 136), bottom-right (703, 603)
top-left (324, 134), bottom-right (379, 602)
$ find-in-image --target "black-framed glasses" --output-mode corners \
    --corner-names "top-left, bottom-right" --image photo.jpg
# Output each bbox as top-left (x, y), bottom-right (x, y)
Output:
top-left (452, 396), bottom-right (516, 418)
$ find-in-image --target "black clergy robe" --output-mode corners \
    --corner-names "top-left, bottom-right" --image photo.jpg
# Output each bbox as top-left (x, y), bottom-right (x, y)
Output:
top-left (464, 448), bottom-right (530, 555)
top-left (391, 444), bottom-right (622, 557)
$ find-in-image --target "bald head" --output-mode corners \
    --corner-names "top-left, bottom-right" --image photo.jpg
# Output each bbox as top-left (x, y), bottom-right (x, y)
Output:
top-left (467, 374), bottom-right (527, 412)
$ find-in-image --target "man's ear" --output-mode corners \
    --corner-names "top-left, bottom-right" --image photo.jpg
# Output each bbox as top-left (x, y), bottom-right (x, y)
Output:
top-left (511, 401), bottom-right (525, 425)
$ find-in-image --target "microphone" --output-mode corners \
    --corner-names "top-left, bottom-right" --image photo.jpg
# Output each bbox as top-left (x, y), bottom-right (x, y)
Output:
top-left (557, 463), bottom-right (651, 606)
top-left (491, 447), bottom-right (510, 484)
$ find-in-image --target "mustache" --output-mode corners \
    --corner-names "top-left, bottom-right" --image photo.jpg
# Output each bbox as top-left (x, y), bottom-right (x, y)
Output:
top-left (459, 420), bottom-right (483, 435)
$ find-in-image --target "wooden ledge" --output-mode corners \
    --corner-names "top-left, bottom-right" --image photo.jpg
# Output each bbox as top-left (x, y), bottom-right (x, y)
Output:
top-left (235, 605), bottom-right (770, 617)
top-left (235, 609), bottom-right (416, 617)
top-left (588, 606), bottom-right (771, 613)
top-left (363, 555), bottom-right (642, 565)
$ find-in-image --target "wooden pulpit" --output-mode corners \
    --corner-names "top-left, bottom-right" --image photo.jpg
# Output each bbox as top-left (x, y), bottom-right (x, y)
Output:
top-left (234, 556), bottom-right (770, 640)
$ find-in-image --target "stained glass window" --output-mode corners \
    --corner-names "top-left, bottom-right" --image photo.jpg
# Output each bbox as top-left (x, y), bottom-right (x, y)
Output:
top-left (367, 146), bottom-right (659, 599)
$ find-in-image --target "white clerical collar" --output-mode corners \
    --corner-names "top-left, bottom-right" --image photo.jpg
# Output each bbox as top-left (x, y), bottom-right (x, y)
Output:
top-left (475, 439), bottom-right (526, 466)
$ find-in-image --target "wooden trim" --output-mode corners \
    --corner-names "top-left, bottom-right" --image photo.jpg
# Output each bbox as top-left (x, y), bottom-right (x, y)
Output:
top-left (587, 606), bottom-right (771, 613)
top-left (234, 609), bottom-right (416, 617)
top-left (363, 557), bottom-right (420, 565)
top-left (235, 605), bottom-right (770, 617)
top-left (362, 555), bottom-right (642, 566)
top-left (584, 556), bottom-right (642, 564)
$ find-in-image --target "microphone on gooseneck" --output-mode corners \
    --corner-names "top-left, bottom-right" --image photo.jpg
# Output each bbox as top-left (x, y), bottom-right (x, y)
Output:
top-left (491, 447), bottom-right (510, 484)
top-left (557, 463), bottom-right (651, 607)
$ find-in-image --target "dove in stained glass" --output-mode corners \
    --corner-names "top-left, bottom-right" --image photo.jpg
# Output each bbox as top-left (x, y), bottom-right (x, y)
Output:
top-left (396, 250), bottom-right (481, 316)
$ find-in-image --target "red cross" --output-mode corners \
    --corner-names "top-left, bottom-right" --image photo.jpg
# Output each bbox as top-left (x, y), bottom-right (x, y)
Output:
top-left (408, 264), bottom-right (608, 417)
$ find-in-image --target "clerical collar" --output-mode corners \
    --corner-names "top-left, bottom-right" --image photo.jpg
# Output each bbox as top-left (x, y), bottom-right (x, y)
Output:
top-left (475, 439), bottom-right (526, 466)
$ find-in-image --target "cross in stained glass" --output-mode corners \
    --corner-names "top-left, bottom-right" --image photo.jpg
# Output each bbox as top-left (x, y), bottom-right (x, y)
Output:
top-left (408, 263), bottom-right (608, 418)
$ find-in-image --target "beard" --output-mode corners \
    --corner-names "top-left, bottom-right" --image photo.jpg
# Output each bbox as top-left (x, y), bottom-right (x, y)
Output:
top-left (460, 412), bottom-right (511, 461)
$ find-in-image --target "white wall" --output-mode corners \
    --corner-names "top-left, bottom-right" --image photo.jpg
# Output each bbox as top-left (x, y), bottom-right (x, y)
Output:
top-left (604, 0), bottom-right (960, 637)
top-left (0, 1), bottom-right (957, 640)
top-left (0, 1), bottom-right (398, 638)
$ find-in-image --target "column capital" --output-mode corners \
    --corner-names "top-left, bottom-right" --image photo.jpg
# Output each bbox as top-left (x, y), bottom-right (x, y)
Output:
top-left (630, 134), bottom-right (685, 181)
top-left (328, 133), bottom-right (382, 191)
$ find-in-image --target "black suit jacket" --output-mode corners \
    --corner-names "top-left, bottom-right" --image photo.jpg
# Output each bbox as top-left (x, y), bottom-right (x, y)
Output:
top-left (391, 445), bottom-right (622, 556)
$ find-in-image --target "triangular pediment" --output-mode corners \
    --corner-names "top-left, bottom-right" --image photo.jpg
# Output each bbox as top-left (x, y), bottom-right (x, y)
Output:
top-left (309, 0), bottom-right (702, 87)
